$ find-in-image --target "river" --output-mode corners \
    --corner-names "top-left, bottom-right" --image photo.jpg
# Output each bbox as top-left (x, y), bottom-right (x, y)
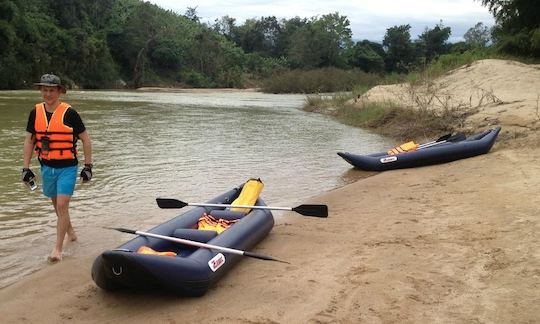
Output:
top-left (0, 89), bottom-right (393, 288)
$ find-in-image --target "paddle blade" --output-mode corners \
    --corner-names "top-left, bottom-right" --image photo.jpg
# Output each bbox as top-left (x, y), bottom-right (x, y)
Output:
top-left (435, 133), bottom-right (452, 142)
top-left (106, 227), bottom-right (137, 235)
top-left (292, 204), bottom-right (328, 217)
top-left (156, 198), bottom-right (188, 209)
top-left (447, 132), bottom-right (466, 142)
top-left (243, 251), bottom-right (290, 264)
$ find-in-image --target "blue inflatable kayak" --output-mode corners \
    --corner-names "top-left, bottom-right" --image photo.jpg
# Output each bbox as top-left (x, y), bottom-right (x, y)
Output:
top-left (338, 127), bottom-right (501, 171)
top-left (91, 181), bottom-right (274, 296)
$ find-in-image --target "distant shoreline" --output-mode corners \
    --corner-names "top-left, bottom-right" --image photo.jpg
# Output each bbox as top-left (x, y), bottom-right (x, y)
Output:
top-left (135, 87), bottom-right (262, 93)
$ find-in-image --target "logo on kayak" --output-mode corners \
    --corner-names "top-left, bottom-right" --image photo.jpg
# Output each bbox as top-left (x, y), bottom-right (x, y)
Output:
top-left (380, 156), bottom-right (398, 163)
top-left (208, 253), bottom-right (226, 272)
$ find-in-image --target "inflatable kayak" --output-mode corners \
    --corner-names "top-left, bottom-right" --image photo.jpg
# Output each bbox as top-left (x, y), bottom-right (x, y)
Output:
top-left (337, 127), bottom-right (501, 171)
top-left (91, 179), bottom-right (274, 296)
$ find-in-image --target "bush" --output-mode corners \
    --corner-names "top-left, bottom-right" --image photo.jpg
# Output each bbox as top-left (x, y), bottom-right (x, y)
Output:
top-left (245, 53), bottom-right (289, 77)
top-left (184, 70), bottom-right (212, 88)
top-left (496, 31), bottom-right (531, 56)
top-left (530, 27), bottom-right (540, 57)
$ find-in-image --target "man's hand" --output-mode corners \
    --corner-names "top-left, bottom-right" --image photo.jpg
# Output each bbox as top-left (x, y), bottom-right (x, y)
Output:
top-left (80, 164), bottom-right (93, 182)
top-left (22, 168), bottom-right (35, 182)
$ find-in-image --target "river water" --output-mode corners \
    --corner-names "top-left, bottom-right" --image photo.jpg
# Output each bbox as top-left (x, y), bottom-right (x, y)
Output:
top-left (0, 89), bottom-right (393, 288)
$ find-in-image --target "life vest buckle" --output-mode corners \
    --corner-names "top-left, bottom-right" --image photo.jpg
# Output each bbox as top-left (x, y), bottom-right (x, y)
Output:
top-left (41, 136), bottom-right (50, 155)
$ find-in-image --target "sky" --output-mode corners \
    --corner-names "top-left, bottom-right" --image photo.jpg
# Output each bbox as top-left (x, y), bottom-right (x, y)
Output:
top-left (147, 0), bottom-right (495, 43)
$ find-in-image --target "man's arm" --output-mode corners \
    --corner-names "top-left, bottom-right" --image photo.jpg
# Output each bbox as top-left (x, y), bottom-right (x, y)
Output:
top-left (78, 130), bottom-right (92, 165)
top-left (23, 132), bottom-right (34, 168)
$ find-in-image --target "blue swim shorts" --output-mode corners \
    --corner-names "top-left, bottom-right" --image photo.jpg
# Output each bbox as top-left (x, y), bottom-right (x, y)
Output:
top-left (40, 165), bottom-right (78, 198)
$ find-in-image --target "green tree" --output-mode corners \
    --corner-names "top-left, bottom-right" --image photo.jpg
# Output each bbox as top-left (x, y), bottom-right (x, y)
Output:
top-left (0, 0), bottom-right (66, 87)
top-left (275, 16), bottom-right (308, 59)
top-left (0, 0), bottom-right (17, 55)
top-left (416, 22), bottom-right (452, 63)
top-left (287, 25), bottom-right (320, 68)
top-left (107, 1), bottom-right (190, 87)
top-left (184, 6), bottom-right (199, 23)
top-left (150, 38), bottom-right (183, 69)
top-left (464, 22), bottom-right (492, 48)
top-left (480, 0), bottom-right (540, 56)
top-left (234, 16), bottom-right (281, 56)
top-left (313, 12), bottom-right (353, 67)
top-left (383, 24), bottom-right (414, 73)
top-left (212, 15), bottom-right (237, 41)
top-left (346, 40), bottom-right (384, 72)
top-left (286, 13), bottom-right (352, 68)
top-left (480, 0), bottom-right (539, 32)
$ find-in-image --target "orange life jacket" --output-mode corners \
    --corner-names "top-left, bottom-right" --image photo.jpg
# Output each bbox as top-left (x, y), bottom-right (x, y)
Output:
top-left (387, 141), bottom-right (419, 155)
top-left (197, 213), bottom-right (239, 234)
top-left (136, 246), bottom-right (177, 257)
top-left (34, 102), bottom-right (77, 160)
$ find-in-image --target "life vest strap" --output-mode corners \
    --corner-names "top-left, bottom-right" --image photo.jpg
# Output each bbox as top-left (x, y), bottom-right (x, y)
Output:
top-left (35, 131), bottom-right (74, 135)
top-left (42, 139), bottom-right (75, 143)
top-left (36, 147), bottom-right (75, 151)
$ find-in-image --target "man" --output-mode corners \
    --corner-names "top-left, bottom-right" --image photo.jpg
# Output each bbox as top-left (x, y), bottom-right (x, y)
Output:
top-left (22, 73), bottom-right (93, 262)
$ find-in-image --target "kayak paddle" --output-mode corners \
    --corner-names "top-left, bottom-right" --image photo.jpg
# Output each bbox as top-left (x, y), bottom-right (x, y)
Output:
top-left (417, 133), bottom-right (452, 148)
top-left (419, 132), bottom-right (466, 149)
top-left (155, 198), bottom-right (328, 218)
top-left (106, 227), bottom-right (289, 263)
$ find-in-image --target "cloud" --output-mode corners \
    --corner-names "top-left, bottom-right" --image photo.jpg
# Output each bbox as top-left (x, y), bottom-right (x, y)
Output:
top-left (149, 0), bottom-right (495, 42)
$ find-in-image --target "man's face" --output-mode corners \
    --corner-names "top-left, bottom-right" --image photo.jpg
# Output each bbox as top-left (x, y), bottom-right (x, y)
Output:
top-left (40, 86), bottom-right (61, 106)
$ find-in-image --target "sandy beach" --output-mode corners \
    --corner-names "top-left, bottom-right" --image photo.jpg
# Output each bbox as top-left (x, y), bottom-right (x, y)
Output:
top-left (1, 59), bottom-right (539, 323)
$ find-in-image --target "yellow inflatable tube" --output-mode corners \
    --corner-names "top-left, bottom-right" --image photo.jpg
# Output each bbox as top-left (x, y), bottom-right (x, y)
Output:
top-left (230, 178), bottom-right (264, 213)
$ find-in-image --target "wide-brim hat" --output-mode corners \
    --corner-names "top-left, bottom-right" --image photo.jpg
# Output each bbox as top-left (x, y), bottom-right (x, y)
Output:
top-left (34, 73), bottom-right (67, 93)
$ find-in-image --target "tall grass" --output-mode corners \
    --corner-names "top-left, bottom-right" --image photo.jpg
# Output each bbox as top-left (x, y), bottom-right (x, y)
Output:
top-left (304, 92), bottom-right (354, 112)
top-left (333, 101), bottom-right (468, 140)
top-left (406, 48), bottom-right (538, 84)
top-left (378, 48), bottom-right (521, 86)
top-left (261, 67), bottom-right (380, 94)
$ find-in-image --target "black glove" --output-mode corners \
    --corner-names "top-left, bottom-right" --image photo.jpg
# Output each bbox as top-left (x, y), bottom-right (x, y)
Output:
top-left (80, 164), bottom-right (93, 182)
top-left (22, 168), bottom-right (35, 183)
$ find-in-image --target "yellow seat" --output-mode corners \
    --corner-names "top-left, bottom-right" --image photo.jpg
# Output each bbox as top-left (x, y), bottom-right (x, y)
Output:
top-left (230, 178), bottom-right (264, 213)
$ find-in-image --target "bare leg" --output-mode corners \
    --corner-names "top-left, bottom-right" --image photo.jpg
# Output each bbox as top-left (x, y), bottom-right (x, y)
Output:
top-left (51, 196), bottom-right (77, 244)
top-left (49, 195), bottom-right (74, 262)
top-left (66, 217), bottom-right (77, 242)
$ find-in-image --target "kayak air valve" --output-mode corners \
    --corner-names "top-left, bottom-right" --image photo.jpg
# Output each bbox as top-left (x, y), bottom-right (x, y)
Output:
top-left (112, 266), bottom-right (123, 276)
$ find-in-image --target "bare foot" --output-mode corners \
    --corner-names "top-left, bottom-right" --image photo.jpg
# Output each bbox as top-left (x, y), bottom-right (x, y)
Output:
top-left (48, 249), bottom-right (62, 263)
top-left (67, 230), bottom-right (78, 242)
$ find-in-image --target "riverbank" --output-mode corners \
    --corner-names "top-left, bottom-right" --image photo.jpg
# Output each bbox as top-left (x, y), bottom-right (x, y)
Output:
top-left (1, 59), bottom-right (538, 323)
top-left (135, 87), bottom-right (261, 93)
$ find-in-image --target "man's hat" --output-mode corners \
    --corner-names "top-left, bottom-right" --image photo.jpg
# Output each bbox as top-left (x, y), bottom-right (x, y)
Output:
top-left (34, 73), bottom-right (67, 93)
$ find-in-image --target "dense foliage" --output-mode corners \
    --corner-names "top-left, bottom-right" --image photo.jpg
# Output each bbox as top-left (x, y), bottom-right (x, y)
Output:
top-left (479, 0), bottom-right (540, 56)
top-left (0, 0), bottom-right (536, 91)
